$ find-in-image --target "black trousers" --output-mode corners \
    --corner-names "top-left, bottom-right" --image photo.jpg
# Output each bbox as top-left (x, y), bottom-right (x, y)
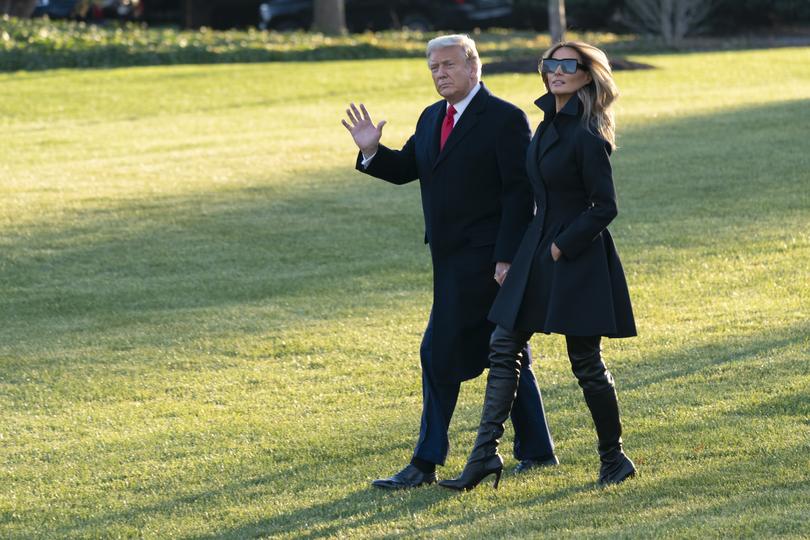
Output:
top-left (412, 317), bottom-right (556, 466)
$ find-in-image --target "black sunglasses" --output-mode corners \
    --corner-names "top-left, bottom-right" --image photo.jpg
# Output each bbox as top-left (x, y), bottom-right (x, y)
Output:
top-left (539, 58), bottom-right (588, 74)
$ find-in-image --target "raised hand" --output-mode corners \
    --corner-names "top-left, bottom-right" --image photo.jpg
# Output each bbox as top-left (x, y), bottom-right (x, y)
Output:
top-left (342, 103), bottom-right (386, 157)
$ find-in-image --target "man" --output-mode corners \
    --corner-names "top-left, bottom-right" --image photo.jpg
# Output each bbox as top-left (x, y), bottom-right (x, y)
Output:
top-left (342, 34), bottom-right (557, 489)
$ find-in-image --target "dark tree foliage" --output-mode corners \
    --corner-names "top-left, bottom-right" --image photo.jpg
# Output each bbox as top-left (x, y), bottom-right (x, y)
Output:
top-left (512, 0), bottom-right (810, 32)
top-left (711, 0), bottom-right (810, 32)
top-left (0, 0), bottom-right (37, 17)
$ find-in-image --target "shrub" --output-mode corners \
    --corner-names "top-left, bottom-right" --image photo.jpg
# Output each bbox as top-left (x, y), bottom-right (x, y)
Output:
top-left (0, 17), bottom-right (640, 72)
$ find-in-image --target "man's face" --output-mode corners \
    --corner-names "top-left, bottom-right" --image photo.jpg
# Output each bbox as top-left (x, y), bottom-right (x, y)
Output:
top-left (428, 46), bottom-right (477, 104)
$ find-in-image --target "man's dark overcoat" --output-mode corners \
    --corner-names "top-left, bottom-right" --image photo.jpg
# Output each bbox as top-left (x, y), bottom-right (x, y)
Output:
top-left (357, 83), bottom-right (533, 383)
top-left (489, 92), bottom-right (636, 337)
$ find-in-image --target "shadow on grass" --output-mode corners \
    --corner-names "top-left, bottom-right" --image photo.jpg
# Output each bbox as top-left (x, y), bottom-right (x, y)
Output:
top-left (469, 439), bottom-right (810, 538)
top-left (37, 435), bottom-right (420, 538)
top-left (621, 321), bottom-right (808, 392)
top-left (211, 480), bottom-right (597, 539)
top-left (0, 168), bottom-right (426, 325)
top-left (198, 486), bottom-right (457, 539)
top-left (614, 98), bottom-right (810, 226)
top-left (734, 385), bottom-right (810, 418)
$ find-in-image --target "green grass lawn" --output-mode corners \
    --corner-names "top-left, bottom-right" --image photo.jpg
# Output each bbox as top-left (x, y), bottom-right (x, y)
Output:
top-left (1, 47), bottom-right (809, 538)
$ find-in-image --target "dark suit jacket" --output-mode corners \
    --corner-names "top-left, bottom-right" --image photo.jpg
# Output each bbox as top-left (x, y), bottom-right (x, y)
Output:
top-left (356, 83), bottom-right (533, 382)
top-left (489, 93), bottom-right (636, 338)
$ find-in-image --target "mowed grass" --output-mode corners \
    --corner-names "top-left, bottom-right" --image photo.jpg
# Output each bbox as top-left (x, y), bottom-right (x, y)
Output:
top-left (1, 47), bottom-right (809, 538)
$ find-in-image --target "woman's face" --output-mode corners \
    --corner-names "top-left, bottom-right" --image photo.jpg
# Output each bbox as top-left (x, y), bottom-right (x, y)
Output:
top-left (545, 46), bottom-right (592, 98)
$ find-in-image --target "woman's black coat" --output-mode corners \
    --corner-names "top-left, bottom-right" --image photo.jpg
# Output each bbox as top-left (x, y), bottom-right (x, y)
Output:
top-left (489, 93), bottom-right (636, 338)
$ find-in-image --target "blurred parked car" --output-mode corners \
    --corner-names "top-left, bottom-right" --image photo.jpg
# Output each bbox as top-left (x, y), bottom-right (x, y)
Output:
top-left (259, 0), bottom-right (514, 32)
top-left (33, 0), bottom-right (142, 21)
top-left (99, 0), bottom-right (143, 20)
top-left (33, 0), bottom-right (82, 18)
top-left (140, 0), bottom-right (264, 29)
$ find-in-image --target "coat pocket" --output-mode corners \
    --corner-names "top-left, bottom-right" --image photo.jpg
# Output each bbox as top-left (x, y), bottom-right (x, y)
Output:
top-left (550, 222), bottom-right (567, 261)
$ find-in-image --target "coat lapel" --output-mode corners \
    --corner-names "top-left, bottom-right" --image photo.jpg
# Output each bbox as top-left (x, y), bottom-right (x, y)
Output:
top-left (537, 121), bottom-right (559, 159)
top-left (526, 124), bottom-right (544, 186)
top-left (532, 92), bottom-right (564, 161)
top-left (428, 102), bottom-right (444, 166)
top-left (433, 84), bottom-right (488, 169)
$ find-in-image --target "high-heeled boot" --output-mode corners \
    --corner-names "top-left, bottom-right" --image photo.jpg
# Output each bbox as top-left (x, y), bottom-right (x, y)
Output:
top-left (439, 327), bottom-right (525, 491)
top-left (583, 389), bottom-right (636, 485)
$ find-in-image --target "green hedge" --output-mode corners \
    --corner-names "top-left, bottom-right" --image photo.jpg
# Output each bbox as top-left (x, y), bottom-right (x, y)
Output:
top-left (0, 17), bottom-right (641, 72)
top-left (3, 13), bottom-right (801, 73)
top-left (0, 17), bottom-right (428, 71)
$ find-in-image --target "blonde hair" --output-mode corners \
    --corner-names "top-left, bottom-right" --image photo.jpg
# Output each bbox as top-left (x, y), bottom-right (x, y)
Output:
top-left (541, 41), bottom-right (618, 149)
top-left (426, 34), bottom-right (482, 80)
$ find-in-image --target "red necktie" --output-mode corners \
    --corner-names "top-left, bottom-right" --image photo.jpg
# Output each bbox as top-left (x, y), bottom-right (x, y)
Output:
top-left (440, 104), bottom-right (456, 151)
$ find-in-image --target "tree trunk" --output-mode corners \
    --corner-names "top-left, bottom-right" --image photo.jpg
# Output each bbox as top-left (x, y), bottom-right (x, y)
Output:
top-left (313, 0), bottom-right (346, 35)
top-left (548, 0), bottom-right (566, 44)
top-left (1, 0), bottom-right (37, 17)
top-left (660, 0), bottom-right (673, 44)
top-left (624, 0), bottom-right (714, 46)
top-left (183, 0), bottom-right (211, 28)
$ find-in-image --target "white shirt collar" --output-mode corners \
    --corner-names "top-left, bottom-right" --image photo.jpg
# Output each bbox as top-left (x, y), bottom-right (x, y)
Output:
top-left (446, 82), bottom-right (481, 124)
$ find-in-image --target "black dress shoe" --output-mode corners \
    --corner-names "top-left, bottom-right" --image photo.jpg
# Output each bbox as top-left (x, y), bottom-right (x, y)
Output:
top-left (513, 454), bottom-right (560, 474)
top-left (371, 464), bottom-right (437, 490)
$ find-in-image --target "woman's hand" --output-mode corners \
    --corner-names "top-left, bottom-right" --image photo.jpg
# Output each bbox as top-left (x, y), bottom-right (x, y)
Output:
top-left (550, 242), bottom-right (562, 262)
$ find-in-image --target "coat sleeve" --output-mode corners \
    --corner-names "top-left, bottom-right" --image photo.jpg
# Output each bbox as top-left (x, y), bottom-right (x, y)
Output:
top-left (493, 107), bottom-right (533, 263)
top-left (553, 130), bottom-right (618, 259)
top-left (355, 135), bottom-right (419, 185)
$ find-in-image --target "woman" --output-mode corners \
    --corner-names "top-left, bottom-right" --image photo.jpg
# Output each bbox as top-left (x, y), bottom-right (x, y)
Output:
top-left (439, 42), bottom-right (637, 491)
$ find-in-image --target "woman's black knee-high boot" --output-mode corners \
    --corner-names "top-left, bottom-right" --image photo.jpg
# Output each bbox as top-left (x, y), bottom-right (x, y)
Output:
top-left (439, 327), bottom-right (526, 491)
top-left (567, 335), bottom-right (636, 486)
top-left (584, 389), bottom-right (636, 485)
